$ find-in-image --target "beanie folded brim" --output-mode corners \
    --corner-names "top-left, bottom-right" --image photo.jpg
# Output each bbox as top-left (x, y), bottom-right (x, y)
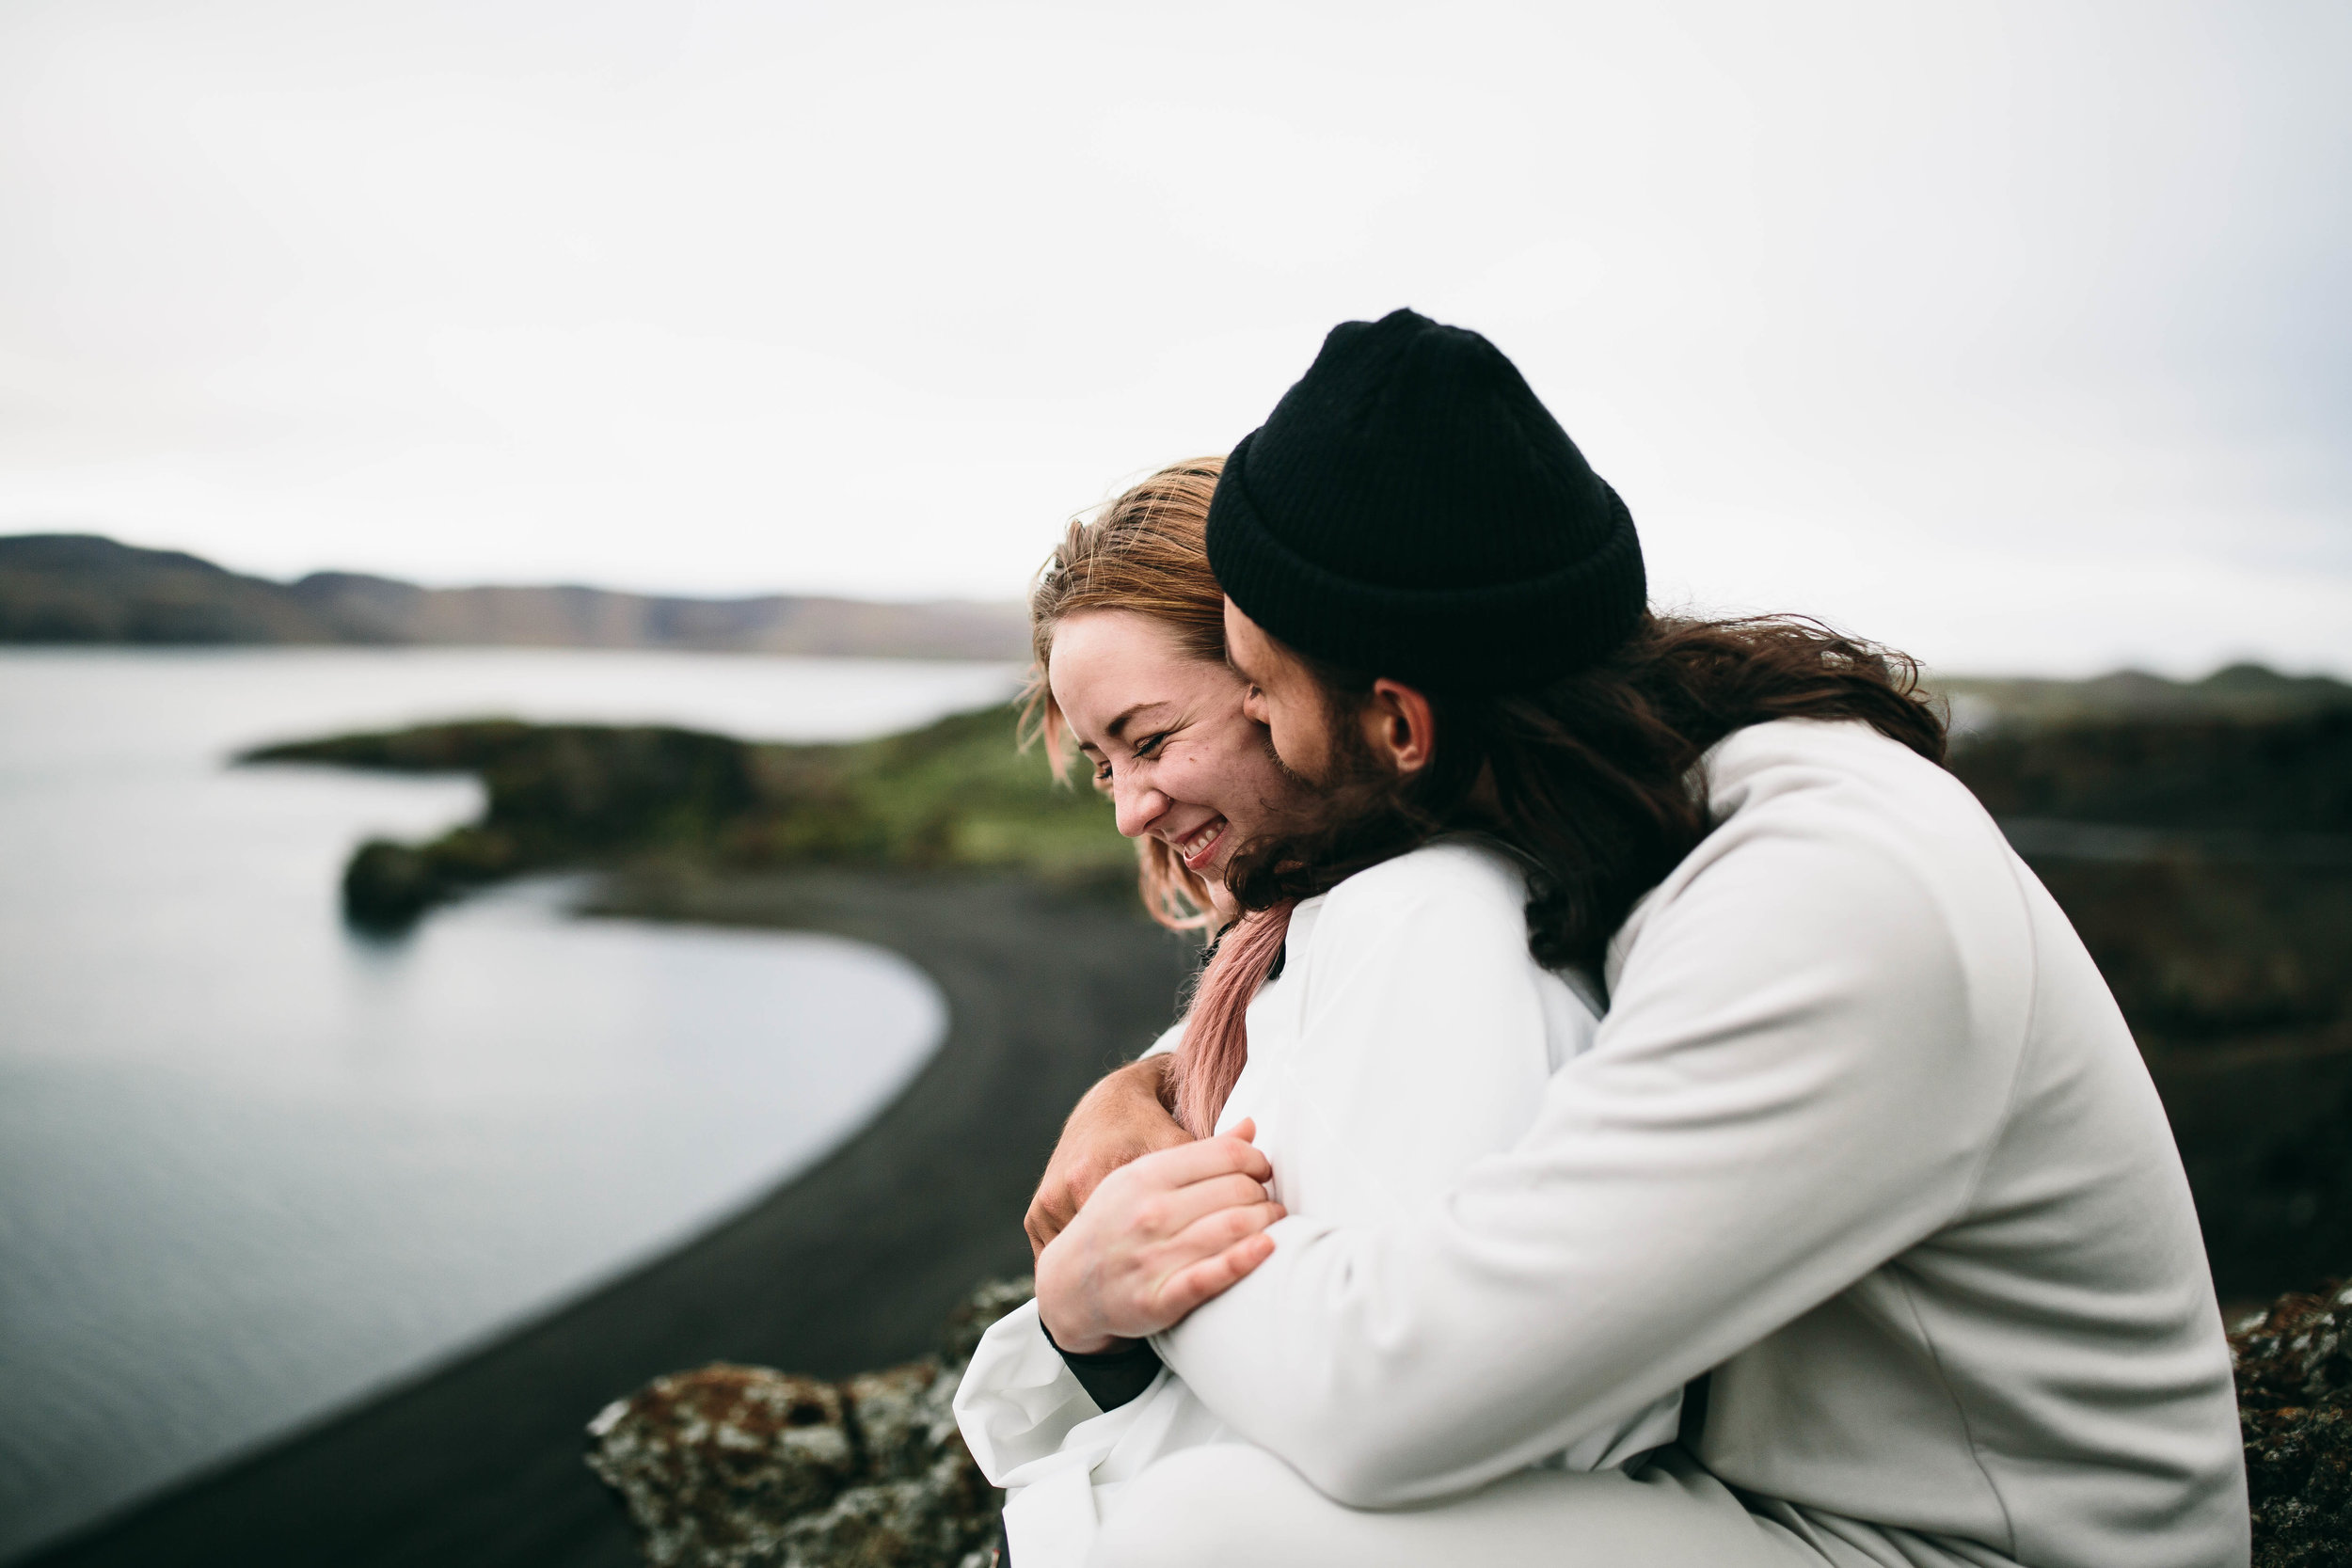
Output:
top-left (1207, 428), bottom-right (1648, 693)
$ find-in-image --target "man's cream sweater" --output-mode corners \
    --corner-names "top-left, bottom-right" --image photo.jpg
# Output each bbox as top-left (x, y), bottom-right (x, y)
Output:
top-left (1158, 719), bottom-right (2249, 1568)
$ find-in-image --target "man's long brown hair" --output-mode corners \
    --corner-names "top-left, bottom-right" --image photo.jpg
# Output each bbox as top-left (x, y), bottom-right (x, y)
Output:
top-left (1226, 614), bottom-right (1949, 975)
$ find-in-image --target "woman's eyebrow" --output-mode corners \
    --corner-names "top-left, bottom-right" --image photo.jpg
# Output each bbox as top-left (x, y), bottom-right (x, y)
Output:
top-left (1104, 701), bottom-right (1173, 741)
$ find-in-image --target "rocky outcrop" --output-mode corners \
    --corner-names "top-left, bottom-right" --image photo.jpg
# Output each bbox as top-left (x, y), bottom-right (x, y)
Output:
top-left (586, 1279), bottom-right (1031, 1568)
top-left (244, 711), bottom-right (1134, 931)
top-left (2233, 1279), bottom-right (2352, 1566)
top-left (276, 721), bottom-right (763, 928)
top-left (585, 1272), bottom-right (2352, 1567)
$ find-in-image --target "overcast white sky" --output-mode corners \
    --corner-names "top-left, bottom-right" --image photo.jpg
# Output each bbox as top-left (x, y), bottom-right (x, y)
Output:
top-left (2, 0), bottom-right (2346, 674)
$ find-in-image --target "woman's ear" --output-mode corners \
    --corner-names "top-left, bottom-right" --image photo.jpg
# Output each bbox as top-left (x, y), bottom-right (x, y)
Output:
top-left (1362, 679), bottom-right (1437, 776)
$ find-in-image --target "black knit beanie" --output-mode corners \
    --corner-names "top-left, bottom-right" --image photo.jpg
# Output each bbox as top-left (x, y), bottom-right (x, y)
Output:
top-left (1206, 309), bottom-right (1645, 693)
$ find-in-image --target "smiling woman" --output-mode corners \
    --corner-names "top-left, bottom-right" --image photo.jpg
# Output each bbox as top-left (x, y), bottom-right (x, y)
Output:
top-left (1027, 459), bottom-right (1286, 933)
top-left (1021, 460), bottom-right (1319, 1144)
top-left (1049, 615), bottom-right (1295, 890)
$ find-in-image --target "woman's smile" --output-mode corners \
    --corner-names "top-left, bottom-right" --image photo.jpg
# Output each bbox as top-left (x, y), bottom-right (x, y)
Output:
top-left (1172, 816), bottom-right (1229, 874)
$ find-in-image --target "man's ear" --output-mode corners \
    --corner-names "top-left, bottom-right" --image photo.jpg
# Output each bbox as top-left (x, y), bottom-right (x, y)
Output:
top-left (1362, 679), bottom-right (1437, 776)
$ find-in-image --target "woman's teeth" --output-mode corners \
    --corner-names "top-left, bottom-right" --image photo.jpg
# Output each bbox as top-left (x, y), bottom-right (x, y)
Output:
top-left (1178, 818), bottom-right (1227, 867)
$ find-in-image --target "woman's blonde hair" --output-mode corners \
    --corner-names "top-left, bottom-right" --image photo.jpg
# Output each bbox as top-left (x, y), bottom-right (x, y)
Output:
top-left (1024, 457), bottom-right (1228, 932)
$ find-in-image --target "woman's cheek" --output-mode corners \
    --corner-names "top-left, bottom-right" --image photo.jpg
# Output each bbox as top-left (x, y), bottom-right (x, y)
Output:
top-left (1155, 755), bottom-right (1209, 814)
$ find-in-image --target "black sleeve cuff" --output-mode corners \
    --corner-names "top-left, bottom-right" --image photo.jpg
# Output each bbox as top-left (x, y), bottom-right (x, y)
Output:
top-left (1044, 1324), bottom-right (1164, 1412)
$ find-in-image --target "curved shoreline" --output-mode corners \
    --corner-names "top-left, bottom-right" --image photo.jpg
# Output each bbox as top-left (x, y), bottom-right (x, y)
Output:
top-left (26, 871), bottom-right (1194, 1568)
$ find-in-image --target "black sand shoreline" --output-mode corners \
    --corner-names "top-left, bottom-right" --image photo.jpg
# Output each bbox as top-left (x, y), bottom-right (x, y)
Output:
top-left (25, 871), bottom-right (1194, 1568)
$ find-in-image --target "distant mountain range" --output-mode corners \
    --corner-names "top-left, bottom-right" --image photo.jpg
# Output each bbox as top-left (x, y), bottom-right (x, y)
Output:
top-left (0, 533), bottom-right (1028, 660)
top-left (8, 532), bottom-right (2348, 709)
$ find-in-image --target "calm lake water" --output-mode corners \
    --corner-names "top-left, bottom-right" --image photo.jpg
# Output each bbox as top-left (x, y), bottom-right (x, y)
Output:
top-left (0, 647), bottom-right (1020, 1560)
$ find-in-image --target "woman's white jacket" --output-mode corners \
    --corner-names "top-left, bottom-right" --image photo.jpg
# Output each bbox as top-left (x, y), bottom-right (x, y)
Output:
top-left (954, 837), bottom-right (1682, 1565)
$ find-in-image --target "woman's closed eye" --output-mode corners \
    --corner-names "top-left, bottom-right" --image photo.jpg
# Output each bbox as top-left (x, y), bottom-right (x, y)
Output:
top-left (1088, 732), bottom-right (1172, 788)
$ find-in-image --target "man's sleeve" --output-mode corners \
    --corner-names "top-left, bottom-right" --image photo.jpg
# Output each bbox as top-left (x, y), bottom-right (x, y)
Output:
top-left (1152, 805), bottom-right (2026, 1507)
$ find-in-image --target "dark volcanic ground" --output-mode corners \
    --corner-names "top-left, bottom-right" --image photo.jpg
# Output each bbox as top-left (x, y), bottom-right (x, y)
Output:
top-left (25, 871), bottom-right (1194, 1568)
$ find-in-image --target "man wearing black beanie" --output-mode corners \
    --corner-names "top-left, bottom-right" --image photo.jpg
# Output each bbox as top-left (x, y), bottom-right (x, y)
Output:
top-left (1016, 313), bottom-right (2245, 1567)
top-left (1206, 307), bottom-right (1645, 694)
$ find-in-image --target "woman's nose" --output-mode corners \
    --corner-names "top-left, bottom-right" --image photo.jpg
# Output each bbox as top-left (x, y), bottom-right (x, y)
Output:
top-left (1111, 777), bottom-right (1167, 839)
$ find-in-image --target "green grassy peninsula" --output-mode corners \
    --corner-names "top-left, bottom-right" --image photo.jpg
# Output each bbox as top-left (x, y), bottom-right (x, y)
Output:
top-left (243, 705), bottom-right (1130, 928)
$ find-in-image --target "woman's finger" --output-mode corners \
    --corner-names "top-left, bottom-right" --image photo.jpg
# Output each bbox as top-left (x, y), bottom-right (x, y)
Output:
top-left (1151, 1199), bottom-right (1282, 1286)
top-left (1152, 1229), bottom-right (1279, 1322)
top-left (1131, 1170), bottom-right (1274, 1241)
top-left (1109, 1131), bottom-right (1273, 1195)
top-left (1206, 1126), bottom-right (1273, 1180)
top-left (1169, 1197), bottom-right (1284, 1256)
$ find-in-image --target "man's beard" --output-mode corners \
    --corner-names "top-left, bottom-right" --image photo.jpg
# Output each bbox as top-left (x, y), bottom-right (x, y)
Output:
top-left (1260, 722), bottom-right (1324, 795)
top-left (1262, 685), bottom-right (1388, 793)
top-left (1249, 696), bottom-right (1386, 832)
top-left (1223, 699), bottom-right (1434, 909)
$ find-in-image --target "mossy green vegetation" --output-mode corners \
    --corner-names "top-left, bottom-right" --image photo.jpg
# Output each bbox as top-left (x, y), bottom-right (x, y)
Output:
top-left (243, 705), bottom-right (1129, 929)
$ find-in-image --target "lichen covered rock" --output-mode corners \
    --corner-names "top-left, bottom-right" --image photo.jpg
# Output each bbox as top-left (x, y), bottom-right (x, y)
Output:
top-left (585, 1367), bottom-right (858, 1564)
top-left (597, 1269), bottom-right (2352, 1566)
top-left (844, 1361), bottom-right (961, 1484)
top-left (587, 1279), bottom-right (1031, 1568)
top-left (776, 1456), bottom-right (999, 1568)
top-left (2233, 1278), bottom-right (2352, 1566)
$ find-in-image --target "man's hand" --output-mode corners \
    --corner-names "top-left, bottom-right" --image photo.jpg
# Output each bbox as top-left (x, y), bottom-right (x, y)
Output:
top-left (1034, 1120), bottom-right (1285, 1354)
top-left (1025, 1056), bottom-right (1192, 1258)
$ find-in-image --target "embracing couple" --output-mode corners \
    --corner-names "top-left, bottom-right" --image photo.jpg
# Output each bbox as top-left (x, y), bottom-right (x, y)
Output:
top-left (952, 310), bottom-right (2248, 1567)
